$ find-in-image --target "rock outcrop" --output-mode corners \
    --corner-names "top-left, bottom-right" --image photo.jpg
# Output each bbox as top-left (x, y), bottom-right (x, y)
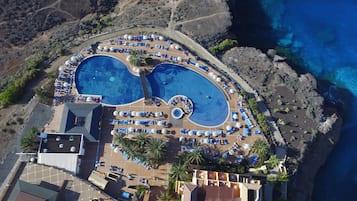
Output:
top-left (222, 47), bottom-right (341, 201)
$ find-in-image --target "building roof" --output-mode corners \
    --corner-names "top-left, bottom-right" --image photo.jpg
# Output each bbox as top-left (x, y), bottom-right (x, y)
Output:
top-left (88, 170), bottom-right (109, 190)
top-left (8, 180), bottom-right (58, 201)
top-left (38, 153), bottom-right (79, 174)
top-left (198, 185), bottom-right (239, 201)
top-left (38, 133), bottom-right (83, 154)
top-left (59, 103), bottom-right (102, 142)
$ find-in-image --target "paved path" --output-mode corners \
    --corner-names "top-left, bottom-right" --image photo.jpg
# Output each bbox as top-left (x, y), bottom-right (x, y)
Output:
top-left (47, 26), bottom-right (285, 147)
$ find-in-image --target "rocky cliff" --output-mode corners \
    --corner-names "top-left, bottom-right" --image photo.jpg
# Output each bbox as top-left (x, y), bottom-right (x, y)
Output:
top-left (222, 47), bottom-right (342, 201)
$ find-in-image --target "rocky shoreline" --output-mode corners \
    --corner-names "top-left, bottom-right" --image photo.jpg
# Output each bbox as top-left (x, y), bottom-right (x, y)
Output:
top-left (221, 47), bottom-right (342, 201)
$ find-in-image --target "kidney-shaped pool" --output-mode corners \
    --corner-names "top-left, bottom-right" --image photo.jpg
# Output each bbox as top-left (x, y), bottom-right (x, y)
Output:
top-left (75, 55), bottom-right (228, 127)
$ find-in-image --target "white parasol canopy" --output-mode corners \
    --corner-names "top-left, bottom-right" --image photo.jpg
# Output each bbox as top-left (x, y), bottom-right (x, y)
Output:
top-left (159, 36), bottom-right (165, 41)
top-left (195, 63), bottom-right (200, 68)
top-left (97, 45), bottom-right (103, 50)
top-left (175, 45), bottom-right (181, 50)
top-left (110, 129), bottom-right (117, 135)
top-left (65, 60), bottom-right (70, 66)
top-left (212, 131), bottom-right (217, 137)
top-left (114, 147), bottom-right (120, 153)
top-left (188, 130), bottom-right (193, 136)
top-left (197, 131), bottom-right (202, 137)
top-left (113, 110), bottom-right (119, 116)
top-left (179, 136), bottom-right (186, 142)
top-left (110, 47), bottom-right (114, 52)
top-left (162, 128), bottom-right (168, 134)
top-left (205, 131), bottom-right (210, 137)
top-left (236, 122), bottom-right (242, 128)
top-left (128, 127), bottom-right (134, 133)
top-left (86, 96), bottom-right (93, 102)
top-left (233, 113), bottom-right (238, 119)
top-left (151, 128), bottom-right (157, 134)
top-left (229, 88), bottom-right (234, 94)
top-left (58, 67), bottom-right (64, 71)
top-left (119, 111), bottom-right (124, 116)
top-left (226, 125), bottom-right (232, 131)
top-left (216, 77), bottom-right (222, 82)
top-left (177, 57), bottom-right (182, 62)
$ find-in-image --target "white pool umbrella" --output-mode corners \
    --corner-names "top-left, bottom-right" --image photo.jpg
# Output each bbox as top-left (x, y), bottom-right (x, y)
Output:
top-left (119, 111), bottom-right (124, 116)
top-left (162, 128), bottom-right (168, 134)
top-left (188, 130), bottom-right (193, 136)
top-left (236, 122), bottom-right (242, 128)
top-left (205, 131), bottom-right (210, 137)
top-left (128, 127), bottom-right (134, 133)
top-left (216, 77), bottom-right (222, 82)
top-left (226, 125), bottom-right (232, 131)
top-left (113, 110), bottom-right (119, 116)
top-left (114, 147), bottom-right (120, 153)
top-left (111, 129), bottom-right (117, 135)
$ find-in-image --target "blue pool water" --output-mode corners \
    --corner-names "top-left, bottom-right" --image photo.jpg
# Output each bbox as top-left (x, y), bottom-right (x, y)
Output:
top-left (147, 63), bottom-right (228, 126)
top-left (75, 56), bottom-right (228, 127)
top-left (75, 55), bottom-right (146, 105)
top-left (240, 0), bottom-right (357, 200)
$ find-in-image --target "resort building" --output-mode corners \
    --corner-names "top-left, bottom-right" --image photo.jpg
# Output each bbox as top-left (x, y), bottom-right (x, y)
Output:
top-left (176, 169), bottom-right (263, 201)
top-left (37, 133), bottom-right (84, 175)
top-left (36, 33), bottom-right (266, 199)
top-left (59, 103), bottom-right (102, 142)
top-left (0, 162), bottom-right (114, 201)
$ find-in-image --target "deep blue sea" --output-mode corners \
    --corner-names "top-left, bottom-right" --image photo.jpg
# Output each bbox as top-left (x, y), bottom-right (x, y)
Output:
top-left (234, 0), bottom-right (357, 200)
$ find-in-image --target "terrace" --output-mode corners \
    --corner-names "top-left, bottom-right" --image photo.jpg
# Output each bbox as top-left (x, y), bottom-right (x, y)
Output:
top-left (46, 33), bottom-right (266, 199)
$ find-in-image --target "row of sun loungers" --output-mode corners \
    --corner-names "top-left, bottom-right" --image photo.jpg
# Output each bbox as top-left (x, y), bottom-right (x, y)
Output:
top-left (239, 108), bottom-right (254, 129)
top-left (114, 110), bottom-right (164, 118)
top-left (110, 119), bottom-right (166, 126)
top-left (189, 60), bottom-right (209, 72)
top-left (180, 129), bottom-right (223, 137)
top-left (200, 138), bottom-right (229, 145)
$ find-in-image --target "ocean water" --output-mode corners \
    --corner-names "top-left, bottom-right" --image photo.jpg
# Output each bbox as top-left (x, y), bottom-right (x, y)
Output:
top-left (234, 0), bottom-right (357, 200)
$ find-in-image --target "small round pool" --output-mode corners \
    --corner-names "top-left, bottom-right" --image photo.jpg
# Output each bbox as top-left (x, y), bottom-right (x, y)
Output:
top-left (171, 108), bottom-right (184, 119)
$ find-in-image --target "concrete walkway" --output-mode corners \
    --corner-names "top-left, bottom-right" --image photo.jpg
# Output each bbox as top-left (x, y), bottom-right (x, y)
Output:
top-left (47, 26), bottom-right (286, 148)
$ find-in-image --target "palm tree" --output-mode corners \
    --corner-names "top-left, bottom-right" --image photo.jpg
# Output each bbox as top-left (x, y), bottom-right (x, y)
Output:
top-left (135, 185), bottom-right (148, 199)
top-left (251, 139), bottom-right (269, 161)
top-left (136, 133), bottom-right (148, 148)
top-left (266, 154), bottom-right (280, 169)
top-left (159, 190), bottom-right (172, 201)
top-left (145, 138), bottom-right (167, 167)
top-left (187, 148), bottom-right (204, 165)
top-left (113, 134), bottom-right (125, 145)
top-left (169, 161), bottom-right (190, 182)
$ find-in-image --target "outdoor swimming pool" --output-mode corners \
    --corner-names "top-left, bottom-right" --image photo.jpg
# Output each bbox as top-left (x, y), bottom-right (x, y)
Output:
top-left (75, 56), bottom-right (228, 126)
top-left (75, 55), bottom-right (148, 105)
top-left (147, 63), bottom-right (228, 126)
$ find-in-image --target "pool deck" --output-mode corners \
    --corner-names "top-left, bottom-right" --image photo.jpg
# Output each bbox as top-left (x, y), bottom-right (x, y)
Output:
top-left (48, 34), bottom-right (265, 198)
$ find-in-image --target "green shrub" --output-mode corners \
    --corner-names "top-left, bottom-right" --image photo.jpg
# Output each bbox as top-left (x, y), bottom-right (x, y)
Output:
top-left (0, 68), bottom-right (40, 106)
top-left (209, 39), bottom-right (238, 55)
top-left (21, 127), bottom-right (38, 151)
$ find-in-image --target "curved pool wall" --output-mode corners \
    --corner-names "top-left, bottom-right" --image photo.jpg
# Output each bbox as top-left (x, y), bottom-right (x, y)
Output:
top-left (75, 56), bottom-right (229, 127)
top-left (75, 55), bottom-right (151, 105)
top-left (147, 63), bottom-right (228, 127)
